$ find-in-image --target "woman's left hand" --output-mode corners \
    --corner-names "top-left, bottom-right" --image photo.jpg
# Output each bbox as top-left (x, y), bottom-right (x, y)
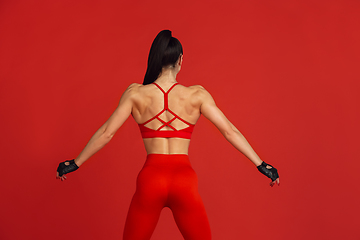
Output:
top-left (56, 159), bottom-right (79, 181)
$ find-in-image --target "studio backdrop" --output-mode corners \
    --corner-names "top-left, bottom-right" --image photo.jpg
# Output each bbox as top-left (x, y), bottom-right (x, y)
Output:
top-left (0, 0), bottom-right (359, 239)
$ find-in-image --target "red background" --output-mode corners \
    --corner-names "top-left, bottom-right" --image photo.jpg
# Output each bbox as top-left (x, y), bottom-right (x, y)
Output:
top-left (0, 0), bottom-right (359, 239)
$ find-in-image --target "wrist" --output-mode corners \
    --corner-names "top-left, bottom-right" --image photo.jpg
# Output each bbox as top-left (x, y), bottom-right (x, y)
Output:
top-left (74, 158), bottom-right (81, 167)
top-left (255, 160), bottom-right (263, 167)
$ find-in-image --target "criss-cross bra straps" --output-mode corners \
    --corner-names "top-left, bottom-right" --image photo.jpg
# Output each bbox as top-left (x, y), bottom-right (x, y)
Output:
top-left (141, 82), bottom-right (193, 129)
top-left (138, 83), bottom-right (195, 139)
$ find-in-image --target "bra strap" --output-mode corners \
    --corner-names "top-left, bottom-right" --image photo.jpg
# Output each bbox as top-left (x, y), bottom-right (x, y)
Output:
top-left (152, 82), bottom-right (165, 93)
top-left (152, 83), bottom-right (179, 109)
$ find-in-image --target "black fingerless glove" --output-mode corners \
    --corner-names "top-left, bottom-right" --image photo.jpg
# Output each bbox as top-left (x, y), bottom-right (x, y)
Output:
top-left (257, 161), bottom-right (279, 181)
top-left (57, 159), bottom-right (79, 177)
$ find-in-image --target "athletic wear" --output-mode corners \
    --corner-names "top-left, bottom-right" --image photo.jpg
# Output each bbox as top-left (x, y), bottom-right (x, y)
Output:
top-left (138, 83), bottom-right (195, 139)
top-left (127, 83), bottom-right (210, 239)
top-left (257, 161), bottom-right (279, 181)
top-left (57, 159), bottom-right (78, 177)
top-left (123, 154), bottom-right (211, 240)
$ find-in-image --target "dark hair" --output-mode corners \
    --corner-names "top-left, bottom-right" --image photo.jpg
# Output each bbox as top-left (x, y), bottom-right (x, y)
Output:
top-left (143, 30), bottom-right (183, 85)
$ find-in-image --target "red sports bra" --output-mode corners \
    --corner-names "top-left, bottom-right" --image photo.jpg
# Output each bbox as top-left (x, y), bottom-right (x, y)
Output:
top-left (138, 83), bottom-right (195, 139)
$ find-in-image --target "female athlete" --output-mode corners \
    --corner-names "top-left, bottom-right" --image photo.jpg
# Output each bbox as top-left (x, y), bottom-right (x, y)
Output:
top-left (56, 30), bottom-right (280, 240)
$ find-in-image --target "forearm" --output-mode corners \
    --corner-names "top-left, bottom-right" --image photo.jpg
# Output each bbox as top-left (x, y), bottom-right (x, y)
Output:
top-left (223, 127), bottom-right (263, 166)
top-left (74, 126), bottom-right (113, 166)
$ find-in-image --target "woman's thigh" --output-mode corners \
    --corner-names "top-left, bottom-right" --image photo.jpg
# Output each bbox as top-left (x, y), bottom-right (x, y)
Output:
top-left (123, 192), bottom-right (164, 240)
top-left (123, 167), bottom-right (168, 240)
top-left (168, 167), bottom-right (211, 240)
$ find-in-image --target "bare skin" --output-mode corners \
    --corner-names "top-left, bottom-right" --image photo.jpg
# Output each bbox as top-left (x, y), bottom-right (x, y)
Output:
top-left (56, 55), bottom-right (280, 186)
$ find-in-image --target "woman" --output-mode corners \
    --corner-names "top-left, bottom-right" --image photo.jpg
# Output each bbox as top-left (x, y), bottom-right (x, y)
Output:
top-left (56, 30), bottom-right (280, 240)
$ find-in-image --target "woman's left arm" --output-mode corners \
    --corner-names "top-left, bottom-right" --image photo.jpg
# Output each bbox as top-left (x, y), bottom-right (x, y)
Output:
top-left (56, 84), bottom-right (138, 181)
top-left (73, 84), bottom-right (137, 167)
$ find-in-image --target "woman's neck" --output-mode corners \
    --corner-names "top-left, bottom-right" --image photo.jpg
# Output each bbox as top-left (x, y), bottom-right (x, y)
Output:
top-left (156, 68), bottom-right (178, 84)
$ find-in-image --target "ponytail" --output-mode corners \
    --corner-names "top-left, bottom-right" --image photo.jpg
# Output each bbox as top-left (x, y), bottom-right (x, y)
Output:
top-left (143, 30), bottom-right (183, 85)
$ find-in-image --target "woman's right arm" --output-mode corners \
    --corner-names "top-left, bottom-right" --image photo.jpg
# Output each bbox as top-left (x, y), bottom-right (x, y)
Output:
top-left (197, 86), bottom-right (279, 185)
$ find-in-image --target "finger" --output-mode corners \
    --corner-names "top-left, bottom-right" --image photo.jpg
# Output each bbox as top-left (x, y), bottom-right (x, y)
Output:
top-left (270, 178), bottom-right (279, 187)
top-left (57, 171), bottom-right (64, 178)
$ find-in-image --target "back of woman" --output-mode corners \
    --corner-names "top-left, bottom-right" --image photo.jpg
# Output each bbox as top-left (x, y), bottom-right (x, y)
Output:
top-left (132, 82), bottom-right (202, 154)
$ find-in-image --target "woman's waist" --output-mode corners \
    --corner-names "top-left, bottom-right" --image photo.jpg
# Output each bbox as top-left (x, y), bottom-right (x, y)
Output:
top-left (144, 153), bottom-right (191, 167)
top-left (143, 138), bottom-right (190, 155)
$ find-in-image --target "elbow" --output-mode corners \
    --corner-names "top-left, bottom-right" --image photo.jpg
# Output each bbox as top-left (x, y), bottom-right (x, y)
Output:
top-left (222, 125), bottom-right (241, 141)
top-left (104, 133), bottom-right (114, 140)
top-left (105, 131), bottom-right (115, 140)
top-left (102, 129), bottom-right (115, 141)
top-left (223, 129), bottom-right (236, 141)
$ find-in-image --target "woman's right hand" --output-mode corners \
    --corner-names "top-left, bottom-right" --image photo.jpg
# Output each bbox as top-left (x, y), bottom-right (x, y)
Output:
top-left (56, 159), bottom-right (79, 181)
top-left (257, 161), bottom-right (280, 187)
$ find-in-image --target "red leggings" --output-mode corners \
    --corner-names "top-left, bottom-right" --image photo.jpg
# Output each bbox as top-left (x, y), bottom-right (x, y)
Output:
top-left (123, 154), bottom-right (211, 240)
